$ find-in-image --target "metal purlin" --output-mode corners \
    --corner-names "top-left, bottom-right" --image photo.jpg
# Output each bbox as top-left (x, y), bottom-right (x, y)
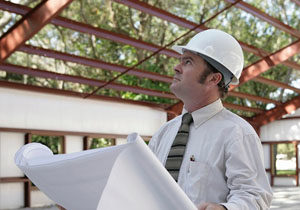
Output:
top-left (83, 0), bottom-right (243, 98)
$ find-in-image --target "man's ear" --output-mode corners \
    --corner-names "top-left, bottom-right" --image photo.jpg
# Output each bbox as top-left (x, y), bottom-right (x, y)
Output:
top-left (207, 72), bottom-right (222, 86)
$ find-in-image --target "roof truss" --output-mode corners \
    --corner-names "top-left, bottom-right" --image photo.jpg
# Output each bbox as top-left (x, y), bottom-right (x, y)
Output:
top-left (0, 0), bottom-right (300, 129)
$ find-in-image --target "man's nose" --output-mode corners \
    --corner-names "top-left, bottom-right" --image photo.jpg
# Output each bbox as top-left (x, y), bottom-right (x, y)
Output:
top-left (174, 63), bottom-right (182, 74)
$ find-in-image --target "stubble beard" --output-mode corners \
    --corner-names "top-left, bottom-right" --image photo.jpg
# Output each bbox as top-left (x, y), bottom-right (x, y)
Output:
top-left (170, 81), bottom-right (186, 101)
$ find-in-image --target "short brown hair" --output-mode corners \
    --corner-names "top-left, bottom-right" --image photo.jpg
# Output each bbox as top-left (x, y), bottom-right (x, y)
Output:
top-left (199, 60), bottom-right (229, 98)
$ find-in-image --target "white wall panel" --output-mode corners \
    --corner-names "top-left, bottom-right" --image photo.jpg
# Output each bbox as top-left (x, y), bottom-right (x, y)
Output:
top-left (116, 138), bottom-right (127, 145)
top-left (65, 136), bottom-right (83, 154)
top-left (0, 183), bottom-right (24, 209)
top-left (31, 190), bottom-right (55, 207)
top-left (262, 144), bottom-right (270, 169)
top-left (0, 87), bottom-right (167, 209)
top-left (260, 115), bottom-right (300, 187)
top-left (273, 177), bottom-right (296, 186)
top-left (0, 132), bottom-right (24, 177)
top-left (0, 87), bottom-right (167, 136)
top-left (260, 119), bottom-right (300, 141)
top-left (266, 172), bottom-right (271, 185)
top-left (298, 144), bottom-right (300, 168)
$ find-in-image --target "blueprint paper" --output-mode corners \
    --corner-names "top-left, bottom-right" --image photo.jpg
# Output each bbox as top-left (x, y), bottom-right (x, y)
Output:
top-left (15, 133), bottom-right (197, 210)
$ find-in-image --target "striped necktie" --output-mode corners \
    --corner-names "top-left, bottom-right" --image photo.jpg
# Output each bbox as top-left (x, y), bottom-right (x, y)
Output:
top-left (165, 113), bottom-right (193, 181)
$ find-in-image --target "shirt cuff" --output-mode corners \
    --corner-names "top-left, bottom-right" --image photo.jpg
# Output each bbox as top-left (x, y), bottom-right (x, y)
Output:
top-left (220, 204), bottom-right (228, 210)
top-left (220, 203), bottom-right (239, 210)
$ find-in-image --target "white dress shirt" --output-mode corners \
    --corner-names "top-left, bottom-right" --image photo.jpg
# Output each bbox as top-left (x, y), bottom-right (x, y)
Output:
top-left (149, 99), bottom-right (273, 210)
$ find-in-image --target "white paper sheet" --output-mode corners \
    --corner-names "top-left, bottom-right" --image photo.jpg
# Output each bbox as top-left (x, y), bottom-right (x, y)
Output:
top-left (15, 133), bottom-right (197, 210)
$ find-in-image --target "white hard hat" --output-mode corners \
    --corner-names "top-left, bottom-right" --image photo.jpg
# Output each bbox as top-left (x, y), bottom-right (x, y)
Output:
top-left (172, 29), bottom-right (244, 85)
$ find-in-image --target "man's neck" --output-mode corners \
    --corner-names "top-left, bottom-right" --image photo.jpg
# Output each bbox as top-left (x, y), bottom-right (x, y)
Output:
top-left (183, 96), bottom-right (220, 113)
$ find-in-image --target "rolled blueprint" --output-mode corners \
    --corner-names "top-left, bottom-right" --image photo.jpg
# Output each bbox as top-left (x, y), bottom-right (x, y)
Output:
top-left (15, 133), bottom-right (197, 210)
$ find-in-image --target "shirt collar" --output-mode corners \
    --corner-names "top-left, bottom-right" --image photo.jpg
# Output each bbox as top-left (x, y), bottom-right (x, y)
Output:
top-left (182, 99), bottom-right (224, 128)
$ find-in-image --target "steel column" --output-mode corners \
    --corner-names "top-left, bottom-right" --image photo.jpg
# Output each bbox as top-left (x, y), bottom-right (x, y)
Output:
top-left (24, 133), bottom-right (31, 207)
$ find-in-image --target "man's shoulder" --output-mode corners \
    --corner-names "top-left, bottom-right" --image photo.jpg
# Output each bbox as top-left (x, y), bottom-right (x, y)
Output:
top-left (216, 108), bottom-right (257, 136)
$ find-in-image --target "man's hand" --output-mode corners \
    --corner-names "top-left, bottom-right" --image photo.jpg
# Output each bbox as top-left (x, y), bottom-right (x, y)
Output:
top-left (198, 202), bottom-right (226, 210)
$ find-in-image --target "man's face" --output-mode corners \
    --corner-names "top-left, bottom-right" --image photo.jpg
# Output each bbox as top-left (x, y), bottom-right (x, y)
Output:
top-left (170, 51), bottom-right (208, 99)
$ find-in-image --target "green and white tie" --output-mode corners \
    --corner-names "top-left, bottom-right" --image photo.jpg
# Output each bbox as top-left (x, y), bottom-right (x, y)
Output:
top-left (165, 113), bottom-right (193, 181)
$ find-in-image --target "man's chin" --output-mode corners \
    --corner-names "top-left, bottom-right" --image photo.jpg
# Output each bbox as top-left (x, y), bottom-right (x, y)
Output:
top-left (170, 85), bottom-right (181, 99)
top-left (170, 83), bottom-right (177, 93)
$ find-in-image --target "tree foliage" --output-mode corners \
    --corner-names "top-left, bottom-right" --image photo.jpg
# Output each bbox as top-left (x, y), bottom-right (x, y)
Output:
top-left (277, 143), bottom-right (296, 159)
top-left (31, 135), bottom-right (63, 154)
top-left (89, 138), bottom-right (115, 149)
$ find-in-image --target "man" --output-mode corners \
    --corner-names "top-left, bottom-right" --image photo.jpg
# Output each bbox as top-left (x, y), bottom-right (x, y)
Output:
top-left (148, 29), bottom-right (273, 210)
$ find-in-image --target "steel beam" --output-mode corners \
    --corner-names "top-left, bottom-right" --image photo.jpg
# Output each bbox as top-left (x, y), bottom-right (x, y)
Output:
top-left (19, 45), bottom-right (173, 83)
top-left (0, 177), bottom-right (29, 183)
top-left (227, 91), bottom-right (281, 105)
top-left (0, 80), bottom-right (167, 109)
top-left (112, 0), bottom-right (207, 32)
top-left (251, 95), bottom-right (300, 127)
top-left (253, 76), bottom-right (300, 94)
top-left (0, 62), bottom-right (176, 99)
top-left (112, 0), bottom-right (300, 71)
top-left (166, 101), bottom-right (183, 120)
top-left (164, 91), bottom-right (282, 112)
top-left (222, 102), bottom-right (264, 114)
top-left (0, 1), bottom-right (273, 60)
top-left (166, 99), bottom-right (264, 116)
top-left (0, 1), bottom-right (178, 58)
top-left (0, 0), bottom-right (74, 60)
top-left (230, 39), bottom-right (300, 90)
top-left (284, 60), bottom-right (300, 71)
top-left (291, 0), bottom-right (300, 7)
top-left (224, 0), bottom-right (300, 38)
top-left (19, 45), bottom-right (283, 105)
top-left (52, 18), bottom-right (179, 58)
top-left (1, 1), bottom-right (300, 71)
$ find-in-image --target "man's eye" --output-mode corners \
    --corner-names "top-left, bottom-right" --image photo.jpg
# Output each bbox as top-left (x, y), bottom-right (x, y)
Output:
top-left (184, 60), bottom-right (191, 65)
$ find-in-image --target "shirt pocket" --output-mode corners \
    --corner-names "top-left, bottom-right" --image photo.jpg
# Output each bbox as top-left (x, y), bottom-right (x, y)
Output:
top-left (186, 161), bottom-right (211, 203)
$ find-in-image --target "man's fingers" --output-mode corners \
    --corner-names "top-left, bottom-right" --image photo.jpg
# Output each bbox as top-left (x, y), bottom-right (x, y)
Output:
top-left (198, 203), bottom-right (226, 210)
top-left (198, 202), bottom-right (209, 210)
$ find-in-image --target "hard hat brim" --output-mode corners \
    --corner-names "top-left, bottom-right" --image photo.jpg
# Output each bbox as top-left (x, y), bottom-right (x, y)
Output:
top-left (172, 45), bottom-right (239, 85)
